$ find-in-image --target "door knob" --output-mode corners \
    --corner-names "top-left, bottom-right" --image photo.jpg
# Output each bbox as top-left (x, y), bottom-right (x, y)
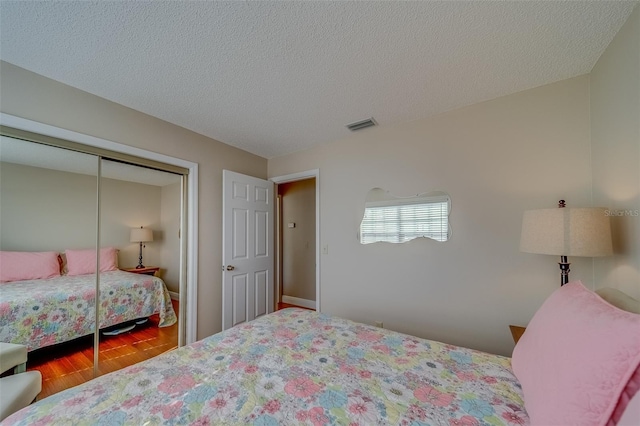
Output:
top-left (225, 265), bottom-right (235, 271)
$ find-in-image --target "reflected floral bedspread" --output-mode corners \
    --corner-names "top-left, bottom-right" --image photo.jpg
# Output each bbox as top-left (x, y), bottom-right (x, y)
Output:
top-left (5, 309), bottom-right (527, 425)
top-left (0, 270), bottom-right (176, 351)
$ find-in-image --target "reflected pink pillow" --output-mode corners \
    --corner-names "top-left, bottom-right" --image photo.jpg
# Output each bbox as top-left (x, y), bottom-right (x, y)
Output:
top-left (512, 281), bottom-right (640, 426)
top-left (65, 247), bottom-right (118, 276)
top-left (0, 251), bottom-right (61, 282)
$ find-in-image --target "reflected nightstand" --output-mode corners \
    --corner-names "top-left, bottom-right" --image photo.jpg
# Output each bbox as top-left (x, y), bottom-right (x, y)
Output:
top-left (123, 266), bottom-right (159, 276)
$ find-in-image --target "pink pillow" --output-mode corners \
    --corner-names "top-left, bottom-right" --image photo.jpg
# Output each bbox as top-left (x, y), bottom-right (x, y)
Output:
top-left (611, 366), bottom-right (640, 425)
top-left (617, 388), bottom-right (640, 425)
top-left (512, 281), bottom-right (640, 426)
top-left (0, 251), bottom-right (61, 282)
top-left (65, 247), bottom-right (118, 276)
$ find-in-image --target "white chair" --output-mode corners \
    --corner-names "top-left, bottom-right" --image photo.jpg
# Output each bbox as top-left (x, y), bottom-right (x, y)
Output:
top-left (0, 342), bottom-right (42, 421)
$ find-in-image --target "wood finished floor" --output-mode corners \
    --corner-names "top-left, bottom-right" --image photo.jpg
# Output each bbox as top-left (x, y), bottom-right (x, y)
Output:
top-left (27, 299), bottom-right (179, 399)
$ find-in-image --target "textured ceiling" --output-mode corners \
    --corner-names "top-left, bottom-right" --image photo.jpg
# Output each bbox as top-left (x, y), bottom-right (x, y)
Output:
top-left (0, 1), bottom-right (637, 159)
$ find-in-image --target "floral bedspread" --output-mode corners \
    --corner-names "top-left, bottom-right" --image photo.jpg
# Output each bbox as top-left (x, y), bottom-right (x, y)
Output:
top-left (0, 270), bottom-right (176, 351)
top-left (5, 309), bottom-right (527, 425)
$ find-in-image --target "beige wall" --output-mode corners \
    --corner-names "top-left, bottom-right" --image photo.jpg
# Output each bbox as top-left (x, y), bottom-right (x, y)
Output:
top-left (160, 182), bottom-right (182, 294)
top-left (100, 174), bottom-right (163, 271)
top-left (270, 76), bottom-right (593, 356)
top-left (0, 61), bottom-right (268, 339)
top-left (590, 5), bottom-right (640, 300)
top-left (279, 178), bottom-right (316, 302)
top-left (1, 162), bottom-right (99, 252)
top-left (0, 162), bottom-right (183, 291)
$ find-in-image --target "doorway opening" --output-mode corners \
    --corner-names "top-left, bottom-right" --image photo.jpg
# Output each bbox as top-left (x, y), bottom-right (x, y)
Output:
top-left (271, 170), bottom-right (320, 312)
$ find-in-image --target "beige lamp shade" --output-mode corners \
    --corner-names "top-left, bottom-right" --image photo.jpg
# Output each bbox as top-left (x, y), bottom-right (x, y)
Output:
top-left (130, 227), bottom-right (153, 243)
top-left (520, 207), bottom-right (612, 257)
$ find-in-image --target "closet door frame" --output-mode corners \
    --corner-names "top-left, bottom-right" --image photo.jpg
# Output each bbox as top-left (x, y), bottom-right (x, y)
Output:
top-left (0, 113), bottom-right (199, 346)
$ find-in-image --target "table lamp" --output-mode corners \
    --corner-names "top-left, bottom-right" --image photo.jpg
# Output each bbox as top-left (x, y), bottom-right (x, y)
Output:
top-left (520, 200), bottom-right (612, 286)
top-left (130, 226), bottom-right (153, 269)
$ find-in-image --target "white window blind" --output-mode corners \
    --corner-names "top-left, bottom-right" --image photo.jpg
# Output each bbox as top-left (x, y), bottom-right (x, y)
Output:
top-left (360, 196), bottom-right (450, 244)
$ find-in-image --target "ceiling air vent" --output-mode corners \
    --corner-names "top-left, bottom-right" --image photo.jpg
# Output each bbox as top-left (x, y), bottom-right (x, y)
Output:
top-left (346, 117), bottom-right (377, 131)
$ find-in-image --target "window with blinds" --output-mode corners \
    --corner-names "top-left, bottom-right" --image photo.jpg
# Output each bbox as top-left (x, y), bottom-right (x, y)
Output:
top-left (360, 194), bottom-right (450, 244)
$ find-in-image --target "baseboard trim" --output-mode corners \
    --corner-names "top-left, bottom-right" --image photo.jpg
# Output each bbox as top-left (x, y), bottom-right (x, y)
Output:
top-left (169, 291), bottom-right (180, 301)
top-left (282, 295), bottom-right (316, 310)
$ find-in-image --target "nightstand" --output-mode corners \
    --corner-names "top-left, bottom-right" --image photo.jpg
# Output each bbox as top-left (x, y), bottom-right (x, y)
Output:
top-left (509, 325), bottom-right (527, 344)
top-left (123, 266), bottom-right (160, 276)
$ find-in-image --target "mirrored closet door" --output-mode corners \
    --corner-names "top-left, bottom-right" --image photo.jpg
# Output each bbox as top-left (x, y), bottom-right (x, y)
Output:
top-left (0, 130), bottom-right (184, 397)
top-left (0, 135), bottom-right (99, 395)
top-left (97, 158), bottom-right (181, 377)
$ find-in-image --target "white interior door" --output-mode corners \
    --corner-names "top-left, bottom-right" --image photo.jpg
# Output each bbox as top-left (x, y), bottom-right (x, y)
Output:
top-left (222, 170), bottom-right (274, 330)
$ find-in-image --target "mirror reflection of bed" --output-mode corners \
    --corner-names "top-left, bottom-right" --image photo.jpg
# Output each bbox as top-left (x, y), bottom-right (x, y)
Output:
top-left (0, 135), bottom-right (183, 398)
top-left (26, 298), bottom-right (179, 398)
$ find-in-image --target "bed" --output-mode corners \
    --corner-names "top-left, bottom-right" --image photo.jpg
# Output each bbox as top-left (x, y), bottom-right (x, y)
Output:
top-left (0, 270), bottom-right (177, 351)
top-left (3, 282), bottom-right (640, 425)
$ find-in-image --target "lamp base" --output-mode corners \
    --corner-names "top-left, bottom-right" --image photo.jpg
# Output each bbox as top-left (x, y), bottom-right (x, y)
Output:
top-left (559, 255), bottom-right (570, 286)
top-left (136, 242), bottom-right (145, 269)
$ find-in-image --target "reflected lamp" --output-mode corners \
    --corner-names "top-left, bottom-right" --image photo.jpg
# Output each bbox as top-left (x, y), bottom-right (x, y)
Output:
top-left (130, 227), bottom-right (153, 269)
